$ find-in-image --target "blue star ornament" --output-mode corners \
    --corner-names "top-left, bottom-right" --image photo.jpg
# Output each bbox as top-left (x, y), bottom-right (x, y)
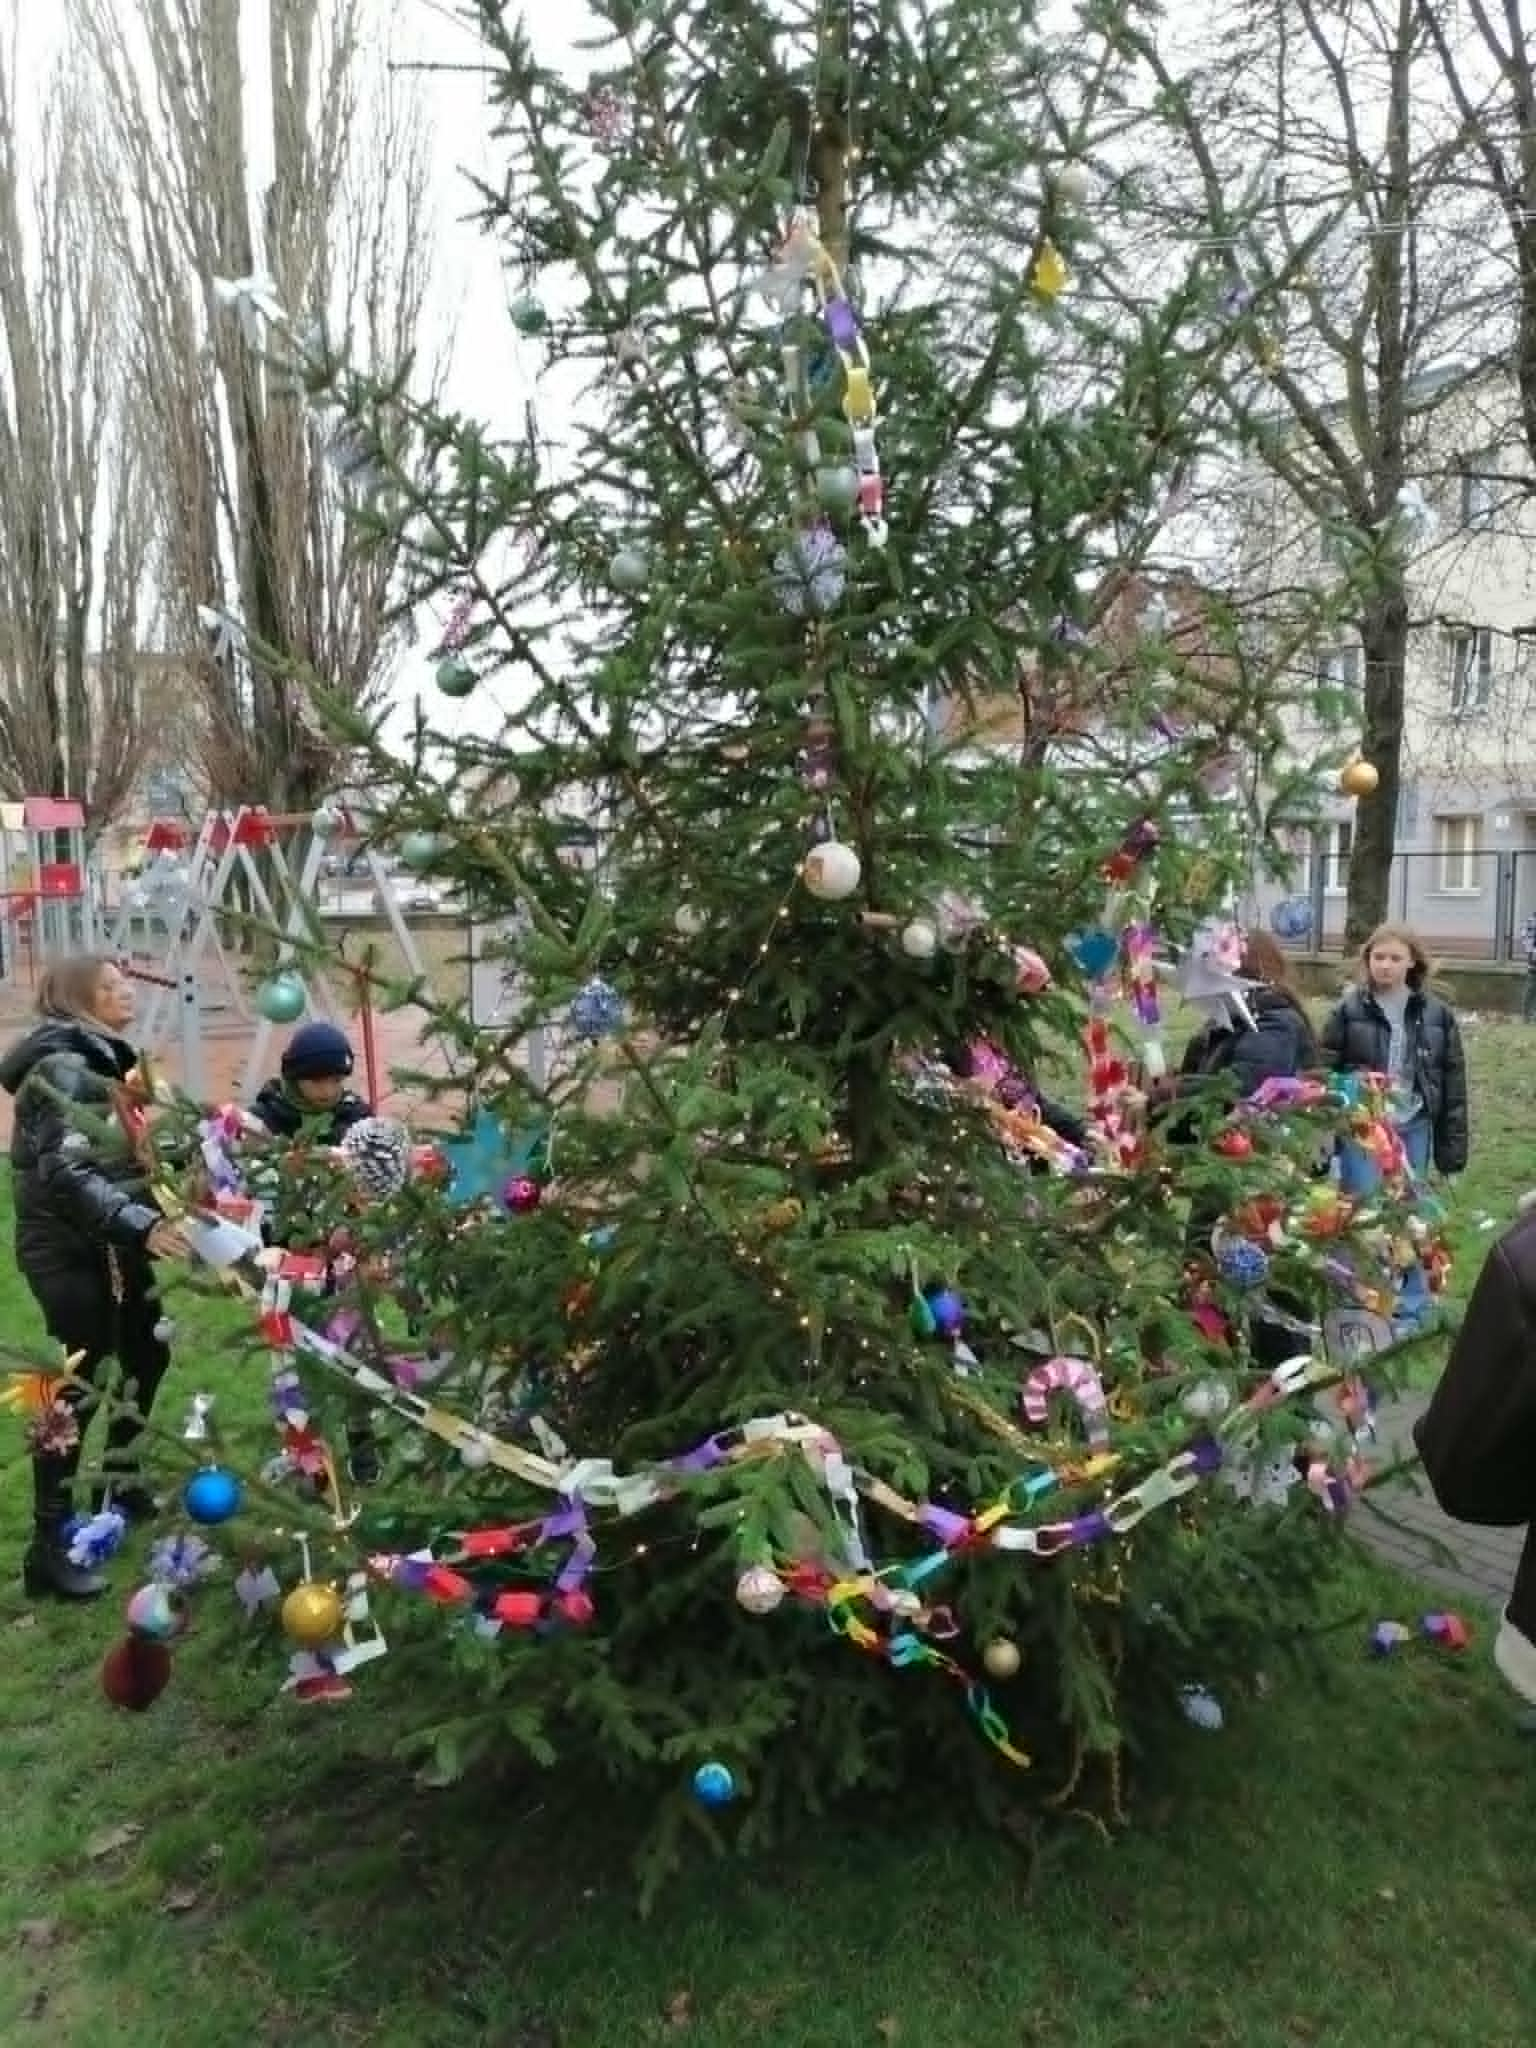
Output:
top-left (440, 1109), bottom-right (549, 1209)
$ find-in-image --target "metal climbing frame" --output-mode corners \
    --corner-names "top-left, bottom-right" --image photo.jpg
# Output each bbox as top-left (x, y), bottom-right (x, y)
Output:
top-left (0, 797), bottom-right (96, 979)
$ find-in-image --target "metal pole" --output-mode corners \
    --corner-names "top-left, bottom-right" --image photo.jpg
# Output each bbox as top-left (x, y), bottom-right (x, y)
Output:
top-left (177, 970), bottom-right (205, 1101)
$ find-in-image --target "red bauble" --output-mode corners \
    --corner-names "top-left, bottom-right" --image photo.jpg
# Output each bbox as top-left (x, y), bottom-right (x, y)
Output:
top-left (100, 1636), bottom-right (172, 1712)
top-left (411, 1143), bottom-right (449, 1184)
top-left (1213, 1129), bottom-right (1253, 1159)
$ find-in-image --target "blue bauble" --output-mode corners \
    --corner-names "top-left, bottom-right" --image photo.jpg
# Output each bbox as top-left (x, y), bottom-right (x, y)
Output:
top-left (926, 1287), bottom-right (966, 1339)
top-left (1269, 896), bottom-right (1313, 942)
top-left (183, 1467), bottom-right (244, 1526)
top-left (569, 976), bottom-right (626, 1040)
top-left (1216, 1238), bottom-right (1270, 1292)
top-left (1066, 928), bottom-right (1120, 979)
top-left (692, 1761), bottom-right (736, 1807)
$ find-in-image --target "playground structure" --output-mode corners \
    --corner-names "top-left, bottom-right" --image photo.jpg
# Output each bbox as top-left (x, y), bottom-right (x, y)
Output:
top-left (0, 796), bottom-right (556, 1119)
top-left (0, 798), bottom-right (96, 981)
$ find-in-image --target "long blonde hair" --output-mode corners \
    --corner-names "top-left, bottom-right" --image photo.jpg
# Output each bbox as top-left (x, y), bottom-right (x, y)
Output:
top-left (35, 954), bottom-right (117, 1024)
top-left (1358, 922), bottom-right (1432, 989)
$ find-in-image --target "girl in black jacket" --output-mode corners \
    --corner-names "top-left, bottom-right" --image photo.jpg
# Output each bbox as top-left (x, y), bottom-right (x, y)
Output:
top-left (1321, 923), bottom-right (1469, 1179)
top-left (0, 957), bottom-right (191, 1600)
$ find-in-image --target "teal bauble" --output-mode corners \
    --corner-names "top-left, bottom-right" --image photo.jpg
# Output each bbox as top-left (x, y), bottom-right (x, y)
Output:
top-left (255, 973), bottom-right (306, 1024)
top-left (436, 656), bottom-right (477, 699)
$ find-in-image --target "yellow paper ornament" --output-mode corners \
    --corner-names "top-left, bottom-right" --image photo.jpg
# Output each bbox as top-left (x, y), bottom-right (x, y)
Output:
top-left (1031, 240), bottom-right (1068, 299)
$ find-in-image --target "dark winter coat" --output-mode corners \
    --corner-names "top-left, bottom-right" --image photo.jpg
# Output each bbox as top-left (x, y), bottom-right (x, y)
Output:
top-left (0, 1017), bottom-right (161, 1299)
top-left (1178, 985), bottom-right (1319, 1099)
top-left (1415, 1209), bottom-right (1536, 1639)
top-left (1319, 982), bottom-right (1468, 1174)
top-left (249, 1079), bottom-right (370, 1148)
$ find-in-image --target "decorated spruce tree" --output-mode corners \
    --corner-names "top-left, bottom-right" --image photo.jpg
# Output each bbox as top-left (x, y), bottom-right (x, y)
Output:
top-left (58, 0), bottom-right (1446, 1879)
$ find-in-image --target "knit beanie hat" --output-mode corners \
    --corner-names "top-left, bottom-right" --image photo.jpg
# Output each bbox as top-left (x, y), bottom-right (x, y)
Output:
top-left (281, 1021), bottom-right (355, 1083)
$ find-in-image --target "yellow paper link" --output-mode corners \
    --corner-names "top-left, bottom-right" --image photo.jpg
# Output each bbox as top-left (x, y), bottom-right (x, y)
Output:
top-left (840, 364), bottom-right (875, 424)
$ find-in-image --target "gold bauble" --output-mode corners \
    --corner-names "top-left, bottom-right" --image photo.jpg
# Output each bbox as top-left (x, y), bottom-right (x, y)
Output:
top-left (761, 1198), bottom-right (803, 1231)
top-left (281, 1581), bottom-right (344, 1650)
top-left (982, 1638), bottom-right (1022, 1680)
top-left (1339, 759), bottom-right (1379, 798)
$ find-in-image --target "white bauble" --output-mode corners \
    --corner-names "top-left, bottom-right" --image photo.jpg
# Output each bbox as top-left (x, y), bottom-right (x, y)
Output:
top-left (674, 903), bottom-right (707, 937)
top-left (801, 840), bottom-right (861, 901)
top-left (459, 1439), bottom-right (491, 1471)
top-left (1181, 1377), bottom-right (1233, 1423)
top-left (734, 1565), bottom-right (786, 1616)
top-left (1055, 163), bottom-right (1090, 206)
top-left (900, 918), bottom-right (938, 960)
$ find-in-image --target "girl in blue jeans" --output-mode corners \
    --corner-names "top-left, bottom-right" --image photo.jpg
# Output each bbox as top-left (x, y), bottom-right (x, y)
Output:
top-left (1322, 923), bottom-right (1468, 1327)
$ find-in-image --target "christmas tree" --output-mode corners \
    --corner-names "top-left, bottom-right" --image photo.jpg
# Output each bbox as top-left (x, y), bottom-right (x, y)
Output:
top-left (52, 0), bottom-right (1447, 1886)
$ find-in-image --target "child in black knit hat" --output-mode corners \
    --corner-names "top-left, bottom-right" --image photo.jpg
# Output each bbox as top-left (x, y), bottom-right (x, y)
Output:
top-left (248, 1020), bottom-right (380, 1485)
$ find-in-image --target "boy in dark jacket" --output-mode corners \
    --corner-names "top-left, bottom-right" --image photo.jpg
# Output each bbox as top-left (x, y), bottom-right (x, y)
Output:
top-left (248, 1021), bottom-right (379, 1483)
top-left (1414, 1202), bottom-right (1536, 1710)
top-left (250, 1022), bottom-right (370, 1147)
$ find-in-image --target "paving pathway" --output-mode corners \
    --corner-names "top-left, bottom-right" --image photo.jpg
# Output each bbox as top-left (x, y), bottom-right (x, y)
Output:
top-left (1355, 1393), bottom-right (1524, 1613)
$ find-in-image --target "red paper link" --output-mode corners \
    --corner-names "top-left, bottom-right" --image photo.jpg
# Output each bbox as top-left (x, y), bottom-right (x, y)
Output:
top-left (260, 1311), bottom-right (295, 1347)
top-left (275, 1252), bottom-right (329, 1285)
top-left (421, 1563), bottom-right (473, 1602)
top-left (491, 1590), bottom-right (544, 1627)
top-left (458, 1523), bottom-right (543, 1560)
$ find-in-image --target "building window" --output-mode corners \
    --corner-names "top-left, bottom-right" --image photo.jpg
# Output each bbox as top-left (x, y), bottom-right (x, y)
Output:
top-left (1434, 813), bottom-right (1482, 893)
top-left (1314, 644), bottom-right (1360, 692)
top-left (1297, 819), bottom-right (1353, 897)
top-left (1446, 626), bottom-right (1494, 713)
top-left (1458, 451), bottom-right (1499, 530)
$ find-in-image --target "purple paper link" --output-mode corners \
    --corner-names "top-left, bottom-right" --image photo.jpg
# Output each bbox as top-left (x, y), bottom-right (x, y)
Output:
top-left (918, 1503), bottom-right (971, 1546)
top-left (823, 299), bottom-right (859, 351)
top-left (1070, 1509), bottom-right (1114, 1546)
top-left (556, 1530), bottom-right (597, 1594)
top-left (392, 1558), bottom-right (434, 1590)
top-left (668, 1438), bottom-right (728, 1475)
top-left (538, 1505), bottom-right (588, 1544)
top-left (324, 1309), bottom-right (362, 1348)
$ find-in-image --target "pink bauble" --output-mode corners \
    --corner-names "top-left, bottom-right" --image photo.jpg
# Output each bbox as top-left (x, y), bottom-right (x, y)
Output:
top-left (503, 1175), bottom-right (543, 1214)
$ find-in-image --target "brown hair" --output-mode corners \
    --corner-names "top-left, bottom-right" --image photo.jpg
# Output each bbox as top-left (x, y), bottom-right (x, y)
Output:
top-left (36, 954), bottom-right (118, 1024)
top-left (1239, 931), bottom-right (1302, 998)
top-left (1358, 922), bottom-right (1431, 988)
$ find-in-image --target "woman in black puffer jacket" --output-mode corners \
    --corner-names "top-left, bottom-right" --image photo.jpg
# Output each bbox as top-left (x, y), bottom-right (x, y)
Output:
top-left (1321, 923), bottom-right (1468, 1179)
top-left (0, 957), bottom-right (191, 1600)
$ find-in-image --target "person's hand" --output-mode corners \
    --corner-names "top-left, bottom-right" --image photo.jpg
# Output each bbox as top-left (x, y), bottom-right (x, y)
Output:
top-left (147, 1220), bottom-right (194, 1260)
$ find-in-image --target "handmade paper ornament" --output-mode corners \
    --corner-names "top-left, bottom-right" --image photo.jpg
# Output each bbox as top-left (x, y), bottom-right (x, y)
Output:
top-left (282, 1581), bottom-right (345, 1651)
top-left (63, 1507), bottom-right (127, 1570)
top-left (147, 1533), bottom-right (217, 1590)
top-left (608, 546), bottom-right (649, 593)
top-left (692, 1761), bottom-right (736, 1806)
top-left (1066, 928), bottom-right (1119, 979)
top-left (1175, 921), bottom-right (1256, 1032)
top-left (801, 840), bottom-right (861, 901)
top-left (440, 1110), bottom-right (548, 1207)
top-left (1031, 239), bottom-right (1068, 298)
top-left (235, 1564), bottom-right (281, 1617)
top-left (982, 1638), bottom-right (1021, 1680)
top-left (436, 655), bottom-right (477, 699)
top-left (101, 1636), bottom-right (172, 1712)
top-left (183, 1467), bottom-right (243, 1526)
top-left (340, 1117), bottom-right (411, 1200)
top-left (735, 1565), bottom-right (786, 1615)
top-left (255, 973), bottom-right (307, 1025)
top-left (772, 523), bottom-right (846, 615)
top-left (125, 1583), bottom-right (187, 1644)
top-left (1421, 1611), bottom-right (1471, 1652)
top-left (1369, 1620), bottom-right (1411, 1656)
top-left (570, 976), bottom-right (626, 1039)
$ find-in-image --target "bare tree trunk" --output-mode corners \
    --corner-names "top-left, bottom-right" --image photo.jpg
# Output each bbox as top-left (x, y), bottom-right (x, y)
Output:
top-left (1348, 591), bottom-right (1409, 945)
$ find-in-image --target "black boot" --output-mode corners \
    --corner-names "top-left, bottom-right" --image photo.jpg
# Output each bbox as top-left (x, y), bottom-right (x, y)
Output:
top-left (23, 1459), bottom-right (106, 1602)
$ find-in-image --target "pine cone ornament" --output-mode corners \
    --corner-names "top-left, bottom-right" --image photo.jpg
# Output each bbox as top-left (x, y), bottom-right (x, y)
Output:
top-left (339, 1117), bottom-right (411, 1201)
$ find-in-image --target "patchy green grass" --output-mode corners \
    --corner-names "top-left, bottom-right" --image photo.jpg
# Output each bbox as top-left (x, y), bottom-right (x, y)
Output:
top-left (0, 1023), bottom-right (1532, 2045)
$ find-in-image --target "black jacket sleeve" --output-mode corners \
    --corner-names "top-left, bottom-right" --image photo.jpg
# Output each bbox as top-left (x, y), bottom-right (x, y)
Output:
top-left (28, 1054), bottom-right (161, 1249)
top-left (1414, 1226), bottom-right (1536, 1525)
top-left (1320, 999), bottom-right (1348, 1067)
top-left (1226, 1007), bottom-right (1310, 1095)
top-left (1433, 1009), bottom-right (1469, 1174)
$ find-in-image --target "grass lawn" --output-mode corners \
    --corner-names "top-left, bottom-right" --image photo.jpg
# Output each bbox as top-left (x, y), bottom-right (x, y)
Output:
top-left (0, 1022), bottom-right (1534, 2045)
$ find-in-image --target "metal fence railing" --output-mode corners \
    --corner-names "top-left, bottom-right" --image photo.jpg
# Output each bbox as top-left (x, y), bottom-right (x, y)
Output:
top-left (1253, 842), bottom-right (1536, 963)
